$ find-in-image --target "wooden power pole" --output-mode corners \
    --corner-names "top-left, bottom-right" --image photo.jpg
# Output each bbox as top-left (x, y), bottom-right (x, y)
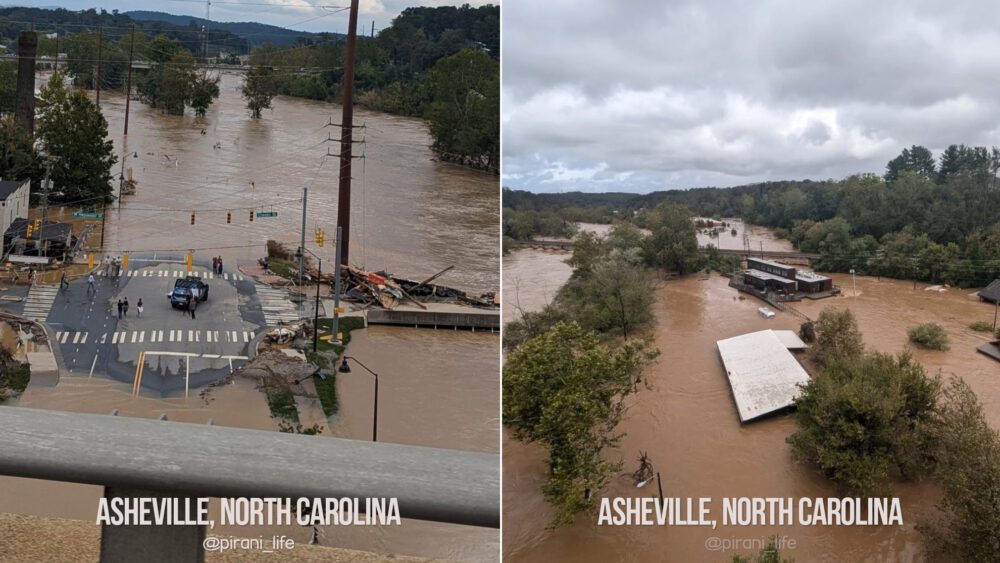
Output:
top-left (336, 0), bottom-right (360, 266)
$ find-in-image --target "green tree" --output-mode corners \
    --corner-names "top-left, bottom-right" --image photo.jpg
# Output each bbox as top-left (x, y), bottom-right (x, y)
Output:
top-left (642, 202), bottom-right (703, 273)
top-left (923, 378), bottom-right (1000, 561)
top-left (885, 145), bottom-right (936, 184)
top-left (0, 61), bottom-right (15, 115)
top-left (0, 115), bottom-right (41, 184)
top-left (157, 51), bottom-right (198, 115)
top-left (36, 73), bottom-right (117, 204)
top-left (424, 48), bottom-right (499, 171)
top-left (503, 322), bottom-right (657, 527)
top-left (788, 351), bottom-right (941, 496)
top-left (561, 249), bottom-right (655, 339)
top-left (731, 537), bottom-right (795, 563)
top-left (242, 64), bottom-right (275, 118)
top-left (190, 74), bottom-right (220, 117)
top-left (812, 308), bottom-right (864, 365)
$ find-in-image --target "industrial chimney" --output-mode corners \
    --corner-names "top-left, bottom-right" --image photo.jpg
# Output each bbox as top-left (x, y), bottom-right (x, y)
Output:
top-left (15, 30), bottom-right (38, 135)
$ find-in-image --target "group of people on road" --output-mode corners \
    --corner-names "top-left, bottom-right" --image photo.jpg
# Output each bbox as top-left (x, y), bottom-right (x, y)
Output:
top-left (211, 256), bottom-right (224, 275)
top-left (116, 297), bottom-right (144, 318)
top-left (103, 256), bottom-right (125, 278)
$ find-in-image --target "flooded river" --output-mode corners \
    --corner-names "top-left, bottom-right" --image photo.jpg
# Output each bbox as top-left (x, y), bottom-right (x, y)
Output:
top-left (502, 227), bottom-right (998, 562)
top-left (0, 73), bottom-right (499, 562)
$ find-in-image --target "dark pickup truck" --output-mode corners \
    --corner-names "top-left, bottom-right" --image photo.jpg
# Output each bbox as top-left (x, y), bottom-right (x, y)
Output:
top-left (169, 276), bottom-right (210, 309)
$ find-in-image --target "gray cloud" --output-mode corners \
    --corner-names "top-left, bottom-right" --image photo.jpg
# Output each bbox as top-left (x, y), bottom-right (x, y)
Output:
top-left (502, 0), bottom-right (1000, 193)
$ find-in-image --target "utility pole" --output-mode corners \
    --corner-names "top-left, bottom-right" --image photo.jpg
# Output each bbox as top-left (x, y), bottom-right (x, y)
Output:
top-left (333, 226), bottom-right (342, 344)
top-left (204, 0), bottom-right (211, 63)
top-left (300, 187), bottom-right (308, 286)
top-left (124, 24), bottom-right (135, 136)
top-left (371, 21), bottom-right (374, 38)
top-left (336, 0), bottom-right (360, 266)
top-left (95, 27), bottom-right (102, 106)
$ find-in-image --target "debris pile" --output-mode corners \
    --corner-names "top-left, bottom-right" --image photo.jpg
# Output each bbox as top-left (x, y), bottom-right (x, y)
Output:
top-left (307, 264), bottom-right (498, 310)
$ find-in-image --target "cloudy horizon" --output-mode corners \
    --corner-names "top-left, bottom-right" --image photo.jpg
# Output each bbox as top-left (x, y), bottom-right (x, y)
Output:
top-left (502, 0), bottom-right (1000, 194)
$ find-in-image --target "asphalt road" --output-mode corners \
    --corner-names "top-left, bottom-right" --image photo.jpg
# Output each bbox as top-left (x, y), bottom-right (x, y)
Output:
top-left (23, 256), bottom-right (298, 394)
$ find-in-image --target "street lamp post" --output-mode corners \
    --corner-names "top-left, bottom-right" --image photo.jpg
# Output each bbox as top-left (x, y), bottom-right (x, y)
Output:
top-left (296, 246), bottom-right (324, 352)
top-left (849, 268), bottom-right (856, 297)
top-left (338, 356), bottom-right (378, 442)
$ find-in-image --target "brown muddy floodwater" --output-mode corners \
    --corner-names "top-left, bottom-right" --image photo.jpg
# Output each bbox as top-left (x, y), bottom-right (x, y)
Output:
top-left (0, 73), bottom-right (499, 562)
top-left (503, 239), bottom-right (999, 562)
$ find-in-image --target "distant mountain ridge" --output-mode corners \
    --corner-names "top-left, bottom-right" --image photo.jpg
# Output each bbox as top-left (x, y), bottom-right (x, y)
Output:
top-left (125, 10), bottom-right (340, 47)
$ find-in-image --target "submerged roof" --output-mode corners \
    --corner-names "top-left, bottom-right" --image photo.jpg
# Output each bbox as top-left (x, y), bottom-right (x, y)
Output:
top-left (772, 330), bottom-right (808, 350)
top-left (716, 330), bottom-right (811, 423)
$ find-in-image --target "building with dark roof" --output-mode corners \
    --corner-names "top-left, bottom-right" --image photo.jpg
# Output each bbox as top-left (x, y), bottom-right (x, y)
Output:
top-left (742, 257), bottom-right (832, 295)
top-left (980, 279), bottom-right (1000, 304)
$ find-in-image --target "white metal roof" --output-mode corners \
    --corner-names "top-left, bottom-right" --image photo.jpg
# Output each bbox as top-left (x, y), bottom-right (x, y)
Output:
top-left (716, 330), bottom-right (811, 422)
top-left (772, 330), bottom-right (808, 349)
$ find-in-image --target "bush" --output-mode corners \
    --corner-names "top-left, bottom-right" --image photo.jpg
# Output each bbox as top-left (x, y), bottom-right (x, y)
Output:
top-left (908, 323), bottom-right (950, 350)
top-left (969, 321), bottom-right (993, 332)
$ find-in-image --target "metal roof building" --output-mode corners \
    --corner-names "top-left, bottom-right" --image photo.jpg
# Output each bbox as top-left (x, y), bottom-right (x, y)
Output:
top-left (716, 330), bottom-right (812, 423)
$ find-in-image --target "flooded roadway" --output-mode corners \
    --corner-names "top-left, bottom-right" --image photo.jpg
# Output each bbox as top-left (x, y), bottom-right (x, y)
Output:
top-left (502, 227), bottom-right (998, 562)
top-left (0, 73), bottom-right (499, 562)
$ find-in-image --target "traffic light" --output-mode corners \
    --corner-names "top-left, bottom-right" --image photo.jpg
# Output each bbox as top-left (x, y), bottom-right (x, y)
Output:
top-left (122, 252), bottom-right (129, 270)
top-left (186, 252), bottom-right (193, 273)
top-left (317, 229), bottom-right (325, 247)
top-left (249, 209), bottom-right (254, 222)
top-left (25, 224), bottom-right (32, 238)
top-left (87, 254), bottom-right (94, 268)
top-left (33, 218), bottom-right (40, 232)
top-left (226, 211), bottom-right (232, 224)
top-left (191, 213), bottom-right (196, 225)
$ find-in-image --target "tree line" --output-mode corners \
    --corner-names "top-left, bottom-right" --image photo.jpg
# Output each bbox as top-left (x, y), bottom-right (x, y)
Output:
top-left (245, 5), bottom-right (499, 172)
top-left (505, 144), bottom-right (1000, 287)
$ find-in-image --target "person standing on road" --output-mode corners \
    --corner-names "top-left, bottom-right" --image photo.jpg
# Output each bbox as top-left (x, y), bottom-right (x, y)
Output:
top-left (212, 257), bottom-right (218, 273)
top-left (137, 298), bottom-right (144, 318)
top-left (117, 299), bottom-right (123, 319)
top-left (60, 271), bottom-right (68, 289)
top-left (87, 273), bottom-right (96, 293)
top-left (217, 257), bottom-right (223, 275)
top-left (123, 297), bottom-right (130, 317)
top-left (188, 293), bottom-right (197, 320)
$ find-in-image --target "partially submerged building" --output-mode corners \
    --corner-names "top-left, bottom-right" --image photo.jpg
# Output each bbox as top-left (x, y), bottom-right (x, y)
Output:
top-left (742, 257), bottom-right (833, 295)
top-left (716, 329), bottom-right (811, 423)
top-left (979, 279), bottom-right (1000, 304)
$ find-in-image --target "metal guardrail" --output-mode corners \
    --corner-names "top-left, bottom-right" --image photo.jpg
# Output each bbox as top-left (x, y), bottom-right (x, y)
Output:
top-left (0, 406), bottom-right (499, 560)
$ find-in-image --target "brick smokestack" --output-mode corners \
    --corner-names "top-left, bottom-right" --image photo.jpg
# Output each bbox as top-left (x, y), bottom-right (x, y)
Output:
top-left (15, 30), bottom-right (38, 136)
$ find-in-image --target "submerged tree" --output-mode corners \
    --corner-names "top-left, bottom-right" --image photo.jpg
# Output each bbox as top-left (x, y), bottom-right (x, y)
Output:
top-left (923, 377), bottom-right (1000, 562)
top-left (242, 64), bottom-right (276, 118)
top-left (788, 351), bottom-right (941, 496)
top-left (503, 322), bottom-right (657, 527)
top-left (190, 74), bottom-right (221, 117)
top-left (812, 307), bottom-right (864, 365)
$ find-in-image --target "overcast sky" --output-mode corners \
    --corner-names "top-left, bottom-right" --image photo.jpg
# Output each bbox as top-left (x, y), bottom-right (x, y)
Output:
top-left (502, 0), bottom-right (1000, 193)
top-left (13, 1), bottom-right (488, 35)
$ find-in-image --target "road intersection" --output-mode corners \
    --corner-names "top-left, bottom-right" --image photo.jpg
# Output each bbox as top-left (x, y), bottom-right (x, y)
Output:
top-left (2, 256), bottom-right (308, 395)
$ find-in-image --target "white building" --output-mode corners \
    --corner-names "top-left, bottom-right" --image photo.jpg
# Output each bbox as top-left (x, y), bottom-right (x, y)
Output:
top-left (0, 179), bottom-right (30, 239)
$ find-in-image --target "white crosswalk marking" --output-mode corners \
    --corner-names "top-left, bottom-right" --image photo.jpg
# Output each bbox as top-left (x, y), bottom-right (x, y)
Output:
top-left (245, 331), bottom-right (253, 342)
top-left (23, 284), bottom-right (60, 321)
top-left (256, 284), bottom-right (302, 327)
top-left (138, 331), bottom-right (145, 343)
top-left (72, 332), bottom-right (82, 344)
top-left (131, 332), bottom-right (138, 343)
top-left (112, 332), bottom-right (120, 344)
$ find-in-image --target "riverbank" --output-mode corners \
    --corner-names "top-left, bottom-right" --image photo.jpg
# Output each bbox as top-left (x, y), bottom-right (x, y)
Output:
top-left (502, 264), bottom-right (998, 561)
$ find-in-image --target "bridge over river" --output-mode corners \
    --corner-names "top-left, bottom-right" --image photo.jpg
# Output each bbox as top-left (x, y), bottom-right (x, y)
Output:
top-left (510, 239), bottom-right (821, 262)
